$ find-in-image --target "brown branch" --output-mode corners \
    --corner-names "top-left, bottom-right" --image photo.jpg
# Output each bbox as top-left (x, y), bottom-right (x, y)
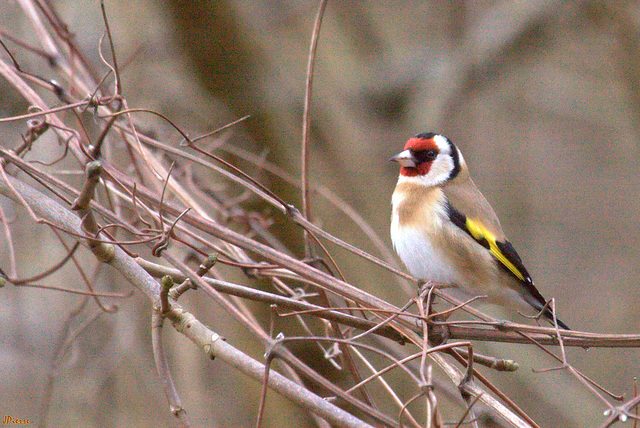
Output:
top-left (0, 163), bottom-right (382, 428)
top-left (151, 307), bottom-right (191, 427)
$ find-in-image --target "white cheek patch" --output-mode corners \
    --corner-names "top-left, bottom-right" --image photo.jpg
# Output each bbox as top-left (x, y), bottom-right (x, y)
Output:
top-left (395, 154), bottom-right (455, 188)
top-left (421, 156), bottom-right (455, 186)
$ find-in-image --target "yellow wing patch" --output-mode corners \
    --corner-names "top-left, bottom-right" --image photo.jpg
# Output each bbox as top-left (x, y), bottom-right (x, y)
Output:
top-left (465, 218), bottom-right (525, 281)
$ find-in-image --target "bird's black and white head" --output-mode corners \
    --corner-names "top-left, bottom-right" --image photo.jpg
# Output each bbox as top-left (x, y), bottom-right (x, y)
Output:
top-left (391, 133), bottom-right (464, 187)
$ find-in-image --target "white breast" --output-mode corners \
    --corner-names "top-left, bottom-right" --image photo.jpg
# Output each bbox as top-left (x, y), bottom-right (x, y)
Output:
top-left (390, 214), bottom-right (459, 285)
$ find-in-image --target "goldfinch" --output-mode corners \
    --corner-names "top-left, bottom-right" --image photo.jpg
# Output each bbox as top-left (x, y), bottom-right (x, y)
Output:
top-left (390, 132), bottom-right (569, 329)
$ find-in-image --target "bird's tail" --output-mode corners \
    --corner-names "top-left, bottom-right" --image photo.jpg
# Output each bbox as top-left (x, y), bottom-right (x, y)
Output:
top-left (544, 309), bottom-right (570, 330)
top-left (538, 303), bottom-right (570, 330)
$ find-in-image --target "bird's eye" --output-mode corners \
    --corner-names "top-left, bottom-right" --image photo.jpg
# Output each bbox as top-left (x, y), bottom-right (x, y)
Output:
top-left (415, 149), bottom-right (438, 163)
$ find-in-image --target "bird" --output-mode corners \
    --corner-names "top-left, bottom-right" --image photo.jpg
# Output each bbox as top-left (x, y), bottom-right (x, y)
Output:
top-left (390, 132), bottom-right (569, 330)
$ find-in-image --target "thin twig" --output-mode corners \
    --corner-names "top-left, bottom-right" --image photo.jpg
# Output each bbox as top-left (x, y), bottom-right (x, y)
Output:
top-left (300, 0), bottom-right (328, 257)
top-left (151, 308), bottom-right (191, 427)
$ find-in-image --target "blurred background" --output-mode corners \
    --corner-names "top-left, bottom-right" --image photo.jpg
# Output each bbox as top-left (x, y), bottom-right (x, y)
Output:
top-left (1, 0), bottom-right (640, 427)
